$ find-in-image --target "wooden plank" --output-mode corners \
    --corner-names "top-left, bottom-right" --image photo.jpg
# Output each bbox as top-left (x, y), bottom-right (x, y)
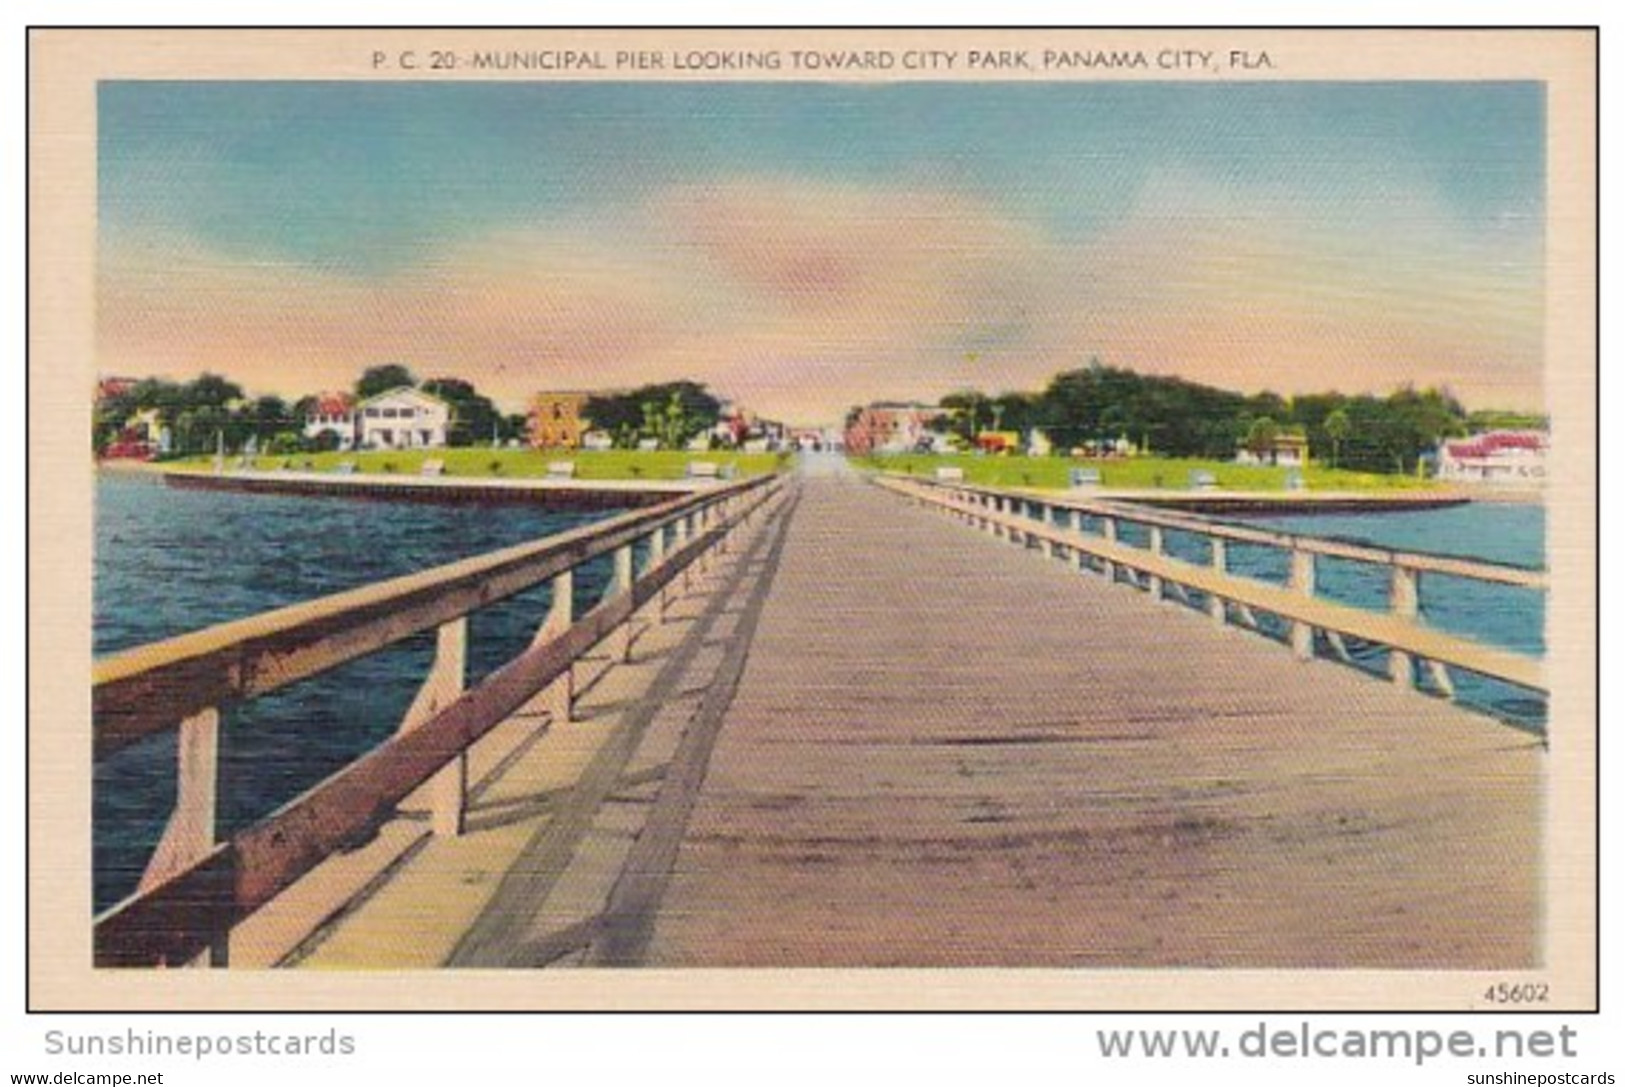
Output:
top-left (638, 466), bottom-right (1541, 969)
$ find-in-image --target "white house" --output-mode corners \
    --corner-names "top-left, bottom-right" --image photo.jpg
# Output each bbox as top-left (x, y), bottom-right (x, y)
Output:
top-left (1437, 430), bottom-right (1547, 485)
top-left (303, 392), bottom-right (358, 450)
top-left (355, 386), bottom-right (451, 450)
top-left (1236, 431), bottom-right (1309, 468)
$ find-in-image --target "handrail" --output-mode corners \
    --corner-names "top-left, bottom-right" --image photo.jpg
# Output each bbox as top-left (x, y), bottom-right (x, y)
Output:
top-left (874, 474), bottom-right (1545, 701)
top-left (93, 472), bottom-right (788, 967)
top-left (95, 477), bottom-right (766, 760)
top-left (899, 475), bottom-right (1547, 589)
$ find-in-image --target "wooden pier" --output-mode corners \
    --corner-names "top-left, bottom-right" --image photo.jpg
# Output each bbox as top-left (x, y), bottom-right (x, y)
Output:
top-left (93, 460), bottom-right (1544, 972)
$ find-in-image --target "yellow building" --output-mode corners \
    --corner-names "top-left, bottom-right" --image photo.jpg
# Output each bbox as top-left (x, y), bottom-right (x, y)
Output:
top-left (528, 391), bottom-right (591, 449)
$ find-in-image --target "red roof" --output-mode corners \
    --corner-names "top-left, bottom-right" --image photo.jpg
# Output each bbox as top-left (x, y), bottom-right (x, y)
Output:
top-left (309, 392), bottom-right (355, 417)
top-left (1445, 431), bottom-right (1546, 459)
top-left (97, 377), bottom-right (137, 402)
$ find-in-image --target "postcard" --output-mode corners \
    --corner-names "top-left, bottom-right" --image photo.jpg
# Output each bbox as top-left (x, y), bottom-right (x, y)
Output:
top-left (28, 27), bottom-right (1597, 1011)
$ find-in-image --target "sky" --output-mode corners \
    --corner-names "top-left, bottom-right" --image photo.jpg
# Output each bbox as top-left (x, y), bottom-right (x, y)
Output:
top-left (97, 80), bottom-right (1546, 423)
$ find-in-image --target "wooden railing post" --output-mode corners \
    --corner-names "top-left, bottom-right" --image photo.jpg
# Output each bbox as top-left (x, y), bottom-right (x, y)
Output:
top-left (658, 521), bottom-right (679, 618)
top-left (720, 495), bottom-right (737, 554)
top-left (1147, 525), bottom-right (1164, 599)
top-left (1390, 566), bottom-right (1419, 686)
top-left (399, 617), bottom-right (469, 837)
top-left (1289, 548), bottom-right (1316, 660)
top-left (1209, 538), bottom-right (1228, 625)
top-left (139, 706), bottom-right (227, 965)
top-left (645, 525), bottom-right (668, 622)
top-left (139, 706), bottom-right (221, 894)
top-left (610, 542), bottom-right (635, 661)
top-left (693, 507), bottom-right (710, 574)
top-left (1036, 503), bottom-right (1054, 558)
top-left (532, 570), bottom-right (575, 724)
top-left (1101, 516), bottom-right (1118, 582)
top-left (1069, 509), bottom-right (1086, 571)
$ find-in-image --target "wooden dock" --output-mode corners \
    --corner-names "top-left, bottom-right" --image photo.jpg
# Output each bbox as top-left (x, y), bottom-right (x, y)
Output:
top-left (278, 461), bottom-right (1541, 970)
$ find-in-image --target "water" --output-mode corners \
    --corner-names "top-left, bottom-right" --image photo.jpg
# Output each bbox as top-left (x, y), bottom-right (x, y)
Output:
top-left (1049, 501), bottom-right (1546, 729)
top-left (93, 472), bottom-right (624, 912)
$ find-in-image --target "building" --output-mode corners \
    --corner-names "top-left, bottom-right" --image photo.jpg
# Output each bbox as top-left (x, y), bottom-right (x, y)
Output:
top-left (528, 391), bottom-right (592, 449)
top-left (96, 376), bottom-right (139, 404)
top-left (1236, 430), bottom-right (1309, 468)
top-left (303, 392), bottom-right (358, 450)
top-left (355, 386), bottom-right (450, 450)
top-left (975, 430), bottom-right (1020, 454)
top-left (844, 402), bottom-right (948, 455)
top-left (788, 427), bottom-right (837, 452)
top-left (1437, 430), bottom-right (1547, 485)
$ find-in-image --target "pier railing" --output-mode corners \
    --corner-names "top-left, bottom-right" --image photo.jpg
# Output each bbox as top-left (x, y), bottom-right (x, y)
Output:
top-left (93, 472), bottom-right (786, 967)
top-left (875, 474), bottom-right (1545, 702)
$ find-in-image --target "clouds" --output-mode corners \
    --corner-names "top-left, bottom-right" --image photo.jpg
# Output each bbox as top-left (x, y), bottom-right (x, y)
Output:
top-left (96, 82), bottom-right (1546, 421)
top-left (99, 178), bottom-right (1070, 420)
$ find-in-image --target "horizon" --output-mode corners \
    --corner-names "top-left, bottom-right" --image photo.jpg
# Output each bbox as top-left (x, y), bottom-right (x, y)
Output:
top-left (98, 81), bottom-right (1546, 423)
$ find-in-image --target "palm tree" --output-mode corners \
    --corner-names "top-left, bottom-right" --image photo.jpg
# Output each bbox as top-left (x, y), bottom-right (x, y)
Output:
top-left (1323, 408), bottom-right (1351, 469)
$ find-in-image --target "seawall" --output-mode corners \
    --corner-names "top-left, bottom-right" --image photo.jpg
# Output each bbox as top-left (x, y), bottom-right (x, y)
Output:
top-left (161, 469), bottom-right (713, 510)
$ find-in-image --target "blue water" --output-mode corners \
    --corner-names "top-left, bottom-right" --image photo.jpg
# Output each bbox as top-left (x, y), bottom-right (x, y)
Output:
top-left (1045, 501), bottom-right (1546, 728)
top-left (93, 472), bottom-right (625, 912)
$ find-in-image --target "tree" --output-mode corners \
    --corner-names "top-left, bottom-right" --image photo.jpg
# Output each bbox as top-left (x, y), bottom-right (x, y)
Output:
top-left (421, 377), bottom-right (499, 447)
top-left (939, 390), bottom-right (989, 441)
top-left (500, 413), bottom-right (530, 444)
top-left (583, 382), bottom-right (721, 449)
top-left (1468, 408), bottom-right (1549, 432)
top-left (245, 395), bottom-right (293, 444)
top-left (187, 372), bottom-right (244, 410)
top-left (356, 364), bottom-right (416, 400)
top-left (992, 392), bottom-right (1038, 437)
top-left (1323, 408), bottom-right (1351, 469)
top-left (1245, 417), bottom-right (1279, 462)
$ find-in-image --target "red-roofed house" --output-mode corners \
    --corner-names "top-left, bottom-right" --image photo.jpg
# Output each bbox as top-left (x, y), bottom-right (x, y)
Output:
top-left (303, 392), bottom-right (358, 450)
top-left (1437, 430), bottom-right (1548, 485)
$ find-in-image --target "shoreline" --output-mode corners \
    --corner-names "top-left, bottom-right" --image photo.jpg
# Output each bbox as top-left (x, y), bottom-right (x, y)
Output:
top-left (98, 460), bottom-right (1546, 511)
top-left (151, 466), bottom-right (716, 510)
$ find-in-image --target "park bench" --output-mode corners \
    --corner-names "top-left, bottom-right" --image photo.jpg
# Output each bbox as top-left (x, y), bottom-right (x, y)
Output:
top-left (1070, 467), bottom-right (1102, 488)
top-left (546, 461), bottom-right (577, 479)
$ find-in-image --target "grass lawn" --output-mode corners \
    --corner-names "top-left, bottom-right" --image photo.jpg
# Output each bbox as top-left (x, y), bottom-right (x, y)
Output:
top-left (851, 453), bottom-right (1440, 493)
top-left (161, 447), bottom-right (790, 481)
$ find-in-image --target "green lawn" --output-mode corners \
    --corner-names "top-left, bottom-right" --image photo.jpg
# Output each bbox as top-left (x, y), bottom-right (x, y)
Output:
top-left (851, 453), bottom-right (1440, 493)
top-left (161, 448), bottom-right (789, 481)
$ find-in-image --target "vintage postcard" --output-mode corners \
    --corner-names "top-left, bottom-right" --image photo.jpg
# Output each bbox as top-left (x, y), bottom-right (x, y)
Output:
top-left (28, 28), bottom-right (1597, 1011)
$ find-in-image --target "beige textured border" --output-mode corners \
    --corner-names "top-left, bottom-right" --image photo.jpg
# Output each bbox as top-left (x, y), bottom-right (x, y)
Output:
top-left (27, 27), bottom-right (1597, 1011)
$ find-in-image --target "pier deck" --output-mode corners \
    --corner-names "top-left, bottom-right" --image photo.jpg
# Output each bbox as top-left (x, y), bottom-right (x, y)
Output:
top-left (281, 462), bottom-right (1541, 970)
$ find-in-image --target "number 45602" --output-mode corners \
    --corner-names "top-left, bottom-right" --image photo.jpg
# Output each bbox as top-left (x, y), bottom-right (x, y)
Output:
top-left (1484, 982), bottom-right (1549, 1004)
